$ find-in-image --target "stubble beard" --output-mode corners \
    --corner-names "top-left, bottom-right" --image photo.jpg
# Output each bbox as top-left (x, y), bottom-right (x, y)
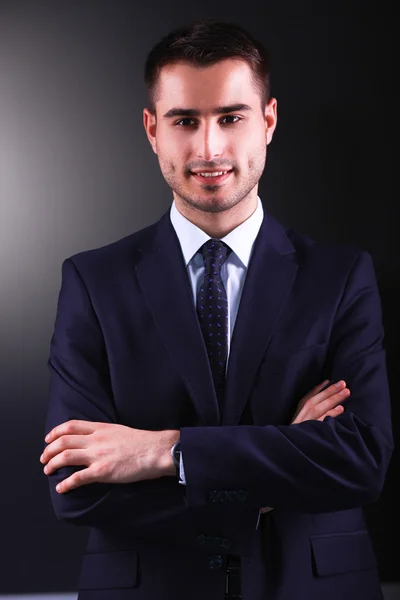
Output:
top-left (176, 179), bottom-right (248, 214)
top-left (159, 152), bottom-right (266, 215)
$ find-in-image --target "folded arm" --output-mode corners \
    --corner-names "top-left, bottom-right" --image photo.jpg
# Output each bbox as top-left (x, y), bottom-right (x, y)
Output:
top-left (45, 258), bottom-right (195, 543)
top-left (180, 251), bottom-right (394, 513)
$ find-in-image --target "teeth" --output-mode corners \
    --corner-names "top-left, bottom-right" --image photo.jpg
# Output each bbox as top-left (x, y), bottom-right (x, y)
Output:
top-left (198, 171), bottom-right (228, 177)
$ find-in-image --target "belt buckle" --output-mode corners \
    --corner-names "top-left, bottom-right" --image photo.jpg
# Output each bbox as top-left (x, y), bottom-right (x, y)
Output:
top-left (225, 555), bottom-right (241, 599)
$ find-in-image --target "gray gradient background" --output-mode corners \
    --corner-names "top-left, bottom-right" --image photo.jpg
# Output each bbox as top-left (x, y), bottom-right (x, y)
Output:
top-left (0, 0), bottom-right (396, 594)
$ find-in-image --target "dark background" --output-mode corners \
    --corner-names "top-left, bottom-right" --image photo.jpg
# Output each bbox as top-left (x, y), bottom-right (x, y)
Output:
top-left (0, 0), bottom-right (396, 593)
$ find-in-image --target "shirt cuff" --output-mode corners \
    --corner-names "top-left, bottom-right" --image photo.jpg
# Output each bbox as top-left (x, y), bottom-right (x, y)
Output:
top-left (178, 452), bottom-right (186, 485)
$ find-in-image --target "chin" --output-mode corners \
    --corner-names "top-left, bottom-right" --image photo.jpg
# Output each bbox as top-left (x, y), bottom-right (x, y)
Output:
top-left (185, 195), bottom-right (234, 214)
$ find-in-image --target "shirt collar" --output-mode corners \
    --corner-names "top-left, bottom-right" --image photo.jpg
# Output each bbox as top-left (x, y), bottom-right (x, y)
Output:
top-left (170, 197), bottom-right (264, 268)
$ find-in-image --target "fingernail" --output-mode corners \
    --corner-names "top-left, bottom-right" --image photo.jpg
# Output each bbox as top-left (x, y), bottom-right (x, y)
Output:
top-left (335, 381), bottom-right (344, 389)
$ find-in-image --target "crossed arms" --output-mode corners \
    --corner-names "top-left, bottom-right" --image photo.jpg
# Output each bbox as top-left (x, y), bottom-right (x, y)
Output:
top-left (40, 379), bottom-right (349, 494)
top-left (40, 251), bottom-right (393, 539)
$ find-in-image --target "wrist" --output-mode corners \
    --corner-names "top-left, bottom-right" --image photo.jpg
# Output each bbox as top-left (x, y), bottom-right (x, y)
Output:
top-left (158, 430), bottom-right (180, 477)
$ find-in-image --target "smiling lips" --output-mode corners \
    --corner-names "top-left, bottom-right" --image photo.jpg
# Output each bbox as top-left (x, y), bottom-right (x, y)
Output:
top-left (191, 169), bottom-right (232, 184)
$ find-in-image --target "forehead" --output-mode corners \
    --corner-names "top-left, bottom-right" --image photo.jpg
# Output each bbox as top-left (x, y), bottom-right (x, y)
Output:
top-left (156, 58), bottom-right (259, 110)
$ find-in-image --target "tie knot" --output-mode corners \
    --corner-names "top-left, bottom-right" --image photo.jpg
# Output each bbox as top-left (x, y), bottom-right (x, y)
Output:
top-left (199, 239), bottom-right (231, 275)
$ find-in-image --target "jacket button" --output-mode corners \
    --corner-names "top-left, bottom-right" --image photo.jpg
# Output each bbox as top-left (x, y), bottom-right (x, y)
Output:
top-left (208, 554), bottom-right (224, 570)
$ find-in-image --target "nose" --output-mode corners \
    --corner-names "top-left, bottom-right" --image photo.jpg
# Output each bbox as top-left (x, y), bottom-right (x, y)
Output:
top-left (195, 122), bottom-right (223, 161)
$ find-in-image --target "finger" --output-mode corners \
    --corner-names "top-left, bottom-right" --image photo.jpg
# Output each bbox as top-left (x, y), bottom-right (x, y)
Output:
top-left (313, 379), bottom-right (331, 393)
top-left (301, 379), bottom-right (331, 403)
top-left (55, 465), bottom-right (98, 494)
top-left (45, 420), bottom-right (96, 444)
top-left (308, 380), bottom-right (347, 407)
top-left (306, 389), bottom-right (350, 422)
top-left (292, 380), bottom-right (331, 419)
top-left (312, 388), bottom-right (350, 417)
top-left (43, 449), bottom-right (89, 475)
top-left (293, 388), bottom-right (350, 424)
top-left (40, 434), bottom-right (89, 464)
top-left (316, 405), bottom-right (344, 422)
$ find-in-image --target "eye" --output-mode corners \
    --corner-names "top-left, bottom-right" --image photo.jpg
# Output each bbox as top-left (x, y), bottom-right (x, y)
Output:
top-left (175, 118), bottom-right (196, 127)
top-left (220, 115), bottom-right (241, 124)
top-left (174, 115), bottom-right (242, 127)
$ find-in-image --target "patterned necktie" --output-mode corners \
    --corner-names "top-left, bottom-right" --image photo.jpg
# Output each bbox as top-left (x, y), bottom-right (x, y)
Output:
top-left (197, 239), bottom-right (232, 414)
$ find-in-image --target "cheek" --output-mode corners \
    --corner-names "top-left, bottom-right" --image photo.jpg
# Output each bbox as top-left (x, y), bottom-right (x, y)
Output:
top-left (157, 147), bottom-right (187, 179)
top-left (158, 134), bottom-right (188, 165)
top-left (234, 129), bottom-right (265, 157)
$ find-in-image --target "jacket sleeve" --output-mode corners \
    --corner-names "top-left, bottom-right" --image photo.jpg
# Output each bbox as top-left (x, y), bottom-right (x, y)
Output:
top-left (44, 258), bottom-right (191, 539)
top-left (180, 251), bottom-right (394, 513)
top-left (45, 257), bottom-right (261, 551)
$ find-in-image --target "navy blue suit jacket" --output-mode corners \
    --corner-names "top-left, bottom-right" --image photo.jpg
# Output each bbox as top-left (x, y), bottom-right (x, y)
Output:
top-left (45, 208), bottom-right (393, 599)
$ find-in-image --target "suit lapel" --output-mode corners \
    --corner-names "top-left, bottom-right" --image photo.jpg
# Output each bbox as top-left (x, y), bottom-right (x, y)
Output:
top-left (223, 213), bottom-right (298, 425)
top-left (134, 211), bottom-right (220, 425)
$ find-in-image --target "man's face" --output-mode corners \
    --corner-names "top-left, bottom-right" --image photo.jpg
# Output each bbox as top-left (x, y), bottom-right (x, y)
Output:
top-left (143, 58), bottom-right (277, 215)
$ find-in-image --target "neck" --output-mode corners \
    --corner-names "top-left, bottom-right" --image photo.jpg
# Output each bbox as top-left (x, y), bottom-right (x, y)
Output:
top-left (174, 192), bottom-right (258, 238)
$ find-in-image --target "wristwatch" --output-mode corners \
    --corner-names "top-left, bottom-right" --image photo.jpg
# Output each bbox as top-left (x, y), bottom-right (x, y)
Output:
top-left (171, 438), bottom-right (181, 478)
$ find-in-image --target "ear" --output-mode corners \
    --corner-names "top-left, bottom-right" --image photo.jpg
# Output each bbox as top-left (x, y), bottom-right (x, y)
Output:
top-left (264, 97), bottom-right (277, 145)
top-left (143, 108), bottom-right (158, 154)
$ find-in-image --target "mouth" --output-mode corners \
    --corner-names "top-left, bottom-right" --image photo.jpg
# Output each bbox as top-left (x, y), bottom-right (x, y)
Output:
top-left (190, 170), bottom-right (232, 185)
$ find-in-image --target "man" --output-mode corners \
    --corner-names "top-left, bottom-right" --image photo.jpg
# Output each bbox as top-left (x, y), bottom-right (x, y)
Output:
top-left (41, 19), bottom-right (393, 600)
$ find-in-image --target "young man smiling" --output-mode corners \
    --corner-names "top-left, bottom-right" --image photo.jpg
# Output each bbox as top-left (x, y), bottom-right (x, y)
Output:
top-left (41, 19), bottom-right (392, 600)
top-left (143, 57), bottom-right (275, 238)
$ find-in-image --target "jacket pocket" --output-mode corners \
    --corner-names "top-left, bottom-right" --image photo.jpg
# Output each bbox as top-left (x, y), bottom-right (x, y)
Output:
top-left (78, 549), bottom-right (138, 590)
top-left (310, 530), bottom-right (377, 577)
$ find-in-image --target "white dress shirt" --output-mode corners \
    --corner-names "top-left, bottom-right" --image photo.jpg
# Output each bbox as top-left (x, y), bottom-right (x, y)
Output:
top-left (169, 197), bottom-right (264, 486)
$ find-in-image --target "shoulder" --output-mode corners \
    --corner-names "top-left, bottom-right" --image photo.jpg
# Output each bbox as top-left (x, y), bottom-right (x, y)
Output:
top-left (264, 211), bottom-right (376, 288)
top-left (277, 217), bottom-right (372, 276)
top-left (288, 230), bottom-right (378, 303)
top-left (59, 216), bottom-right (162, 281)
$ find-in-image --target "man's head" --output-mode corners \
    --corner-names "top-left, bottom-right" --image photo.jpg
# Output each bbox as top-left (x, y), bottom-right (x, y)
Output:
top-left (143, 19), bottom-right (277, 232)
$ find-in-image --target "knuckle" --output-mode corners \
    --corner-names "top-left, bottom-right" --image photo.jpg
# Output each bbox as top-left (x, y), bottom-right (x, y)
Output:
top-left (60, 436), bottom-right (69, 450)
top-left (93, 462), bottom-right (105, 477)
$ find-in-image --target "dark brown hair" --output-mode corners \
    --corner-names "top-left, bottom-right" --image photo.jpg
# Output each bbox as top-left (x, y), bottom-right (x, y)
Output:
top-left (144, 19), bottom-right (271, 114)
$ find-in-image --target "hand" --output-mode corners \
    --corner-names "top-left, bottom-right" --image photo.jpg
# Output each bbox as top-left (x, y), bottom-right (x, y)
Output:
top-left (290, 379), bottom-right (350, 424)
top-left (40, 420), bottom-right (180, 494)
top-left (260, 379), bottom-right (350, 514)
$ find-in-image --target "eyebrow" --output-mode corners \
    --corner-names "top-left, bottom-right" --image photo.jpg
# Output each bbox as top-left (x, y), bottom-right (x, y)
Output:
top-left (162, 104), bottom-right (253, 118)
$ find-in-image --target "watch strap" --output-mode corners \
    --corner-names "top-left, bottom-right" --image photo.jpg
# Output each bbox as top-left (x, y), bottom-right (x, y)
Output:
top-left (171, 439), bottom-right (181, 478)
